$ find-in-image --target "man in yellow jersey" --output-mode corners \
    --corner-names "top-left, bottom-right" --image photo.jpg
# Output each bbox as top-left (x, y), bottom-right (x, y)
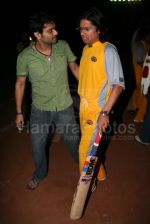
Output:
top-left (77, 7), bottom-right (125, 190)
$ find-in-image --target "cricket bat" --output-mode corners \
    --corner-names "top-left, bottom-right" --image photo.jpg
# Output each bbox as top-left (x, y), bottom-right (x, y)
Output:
top-left (70, 132), bottom-right (102, 220)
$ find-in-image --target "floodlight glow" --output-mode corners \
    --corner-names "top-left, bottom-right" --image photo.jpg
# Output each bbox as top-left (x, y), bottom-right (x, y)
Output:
top-left (109, 0), bottom-right (143, 2)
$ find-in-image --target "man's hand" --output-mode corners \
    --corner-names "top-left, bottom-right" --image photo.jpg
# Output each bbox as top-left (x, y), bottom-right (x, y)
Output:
top-left (98, 114), bottom-right (109, 133)
top-left (15, 114), bottom-right (24, 131)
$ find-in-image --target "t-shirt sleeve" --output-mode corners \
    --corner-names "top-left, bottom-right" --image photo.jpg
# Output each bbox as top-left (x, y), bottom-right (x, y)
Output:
top-left (63, 40), bottom-right (77, 62)
top-left (104, 44), bottom-right (125, 89)
top-left (16, 53), bottom-right (28, 77)
top-left (136, 42), bottom-right (144, 63)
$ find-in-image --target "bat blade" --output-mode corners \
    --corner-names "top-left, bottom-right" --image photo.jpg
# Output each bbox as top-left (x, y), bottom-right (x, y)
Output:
top-left (70, 132), bottom-right (102, 220)
top-left (70, 155), bottom-right (98, 220)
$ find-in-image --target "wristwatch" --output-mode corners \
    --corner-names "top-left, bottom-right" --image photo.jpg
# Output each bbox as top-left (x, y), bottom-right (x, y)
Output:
top-left (99, 111), bottom-right (109, 117)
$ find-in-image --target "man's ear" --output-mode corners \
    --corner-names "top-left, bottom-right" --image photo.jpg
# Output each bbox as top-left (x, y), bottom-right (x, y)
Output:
top-left (34, 32), bottom-right (41, 40)
top-left (96, 28), bottom-right (100, 34)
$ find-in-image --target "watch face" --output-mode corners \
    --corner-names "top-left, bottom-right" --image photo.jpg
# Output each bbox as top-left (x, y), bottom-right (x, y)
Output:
top-left (100, 111), bottom-right (109, 116)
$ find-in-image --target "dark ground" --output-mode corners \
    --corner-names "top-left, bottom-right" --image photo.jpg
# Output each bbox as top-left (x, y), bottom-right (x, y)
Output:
top-left (0, 98), bottom-right (150, 224)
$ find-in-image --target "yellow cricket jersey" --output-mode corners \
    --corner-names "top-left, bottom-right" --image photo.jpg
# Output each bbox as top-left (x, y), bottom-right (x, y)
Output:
top-left (78, 41), bottom-right (111, 112)
top-left (78, 41), bottom-right (124, 178)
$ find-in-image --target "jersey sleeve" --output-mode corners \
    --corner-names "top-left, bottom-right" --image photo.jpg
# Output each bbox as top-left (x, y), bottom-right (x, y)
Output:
top-left (104, 44), bottom-right (125, 89)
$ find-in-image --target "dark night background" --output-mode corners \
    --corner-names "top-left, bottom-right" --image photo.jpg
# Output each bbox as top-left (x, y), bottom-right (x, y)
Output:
top-left (1, 0), bottom-right (149, 108)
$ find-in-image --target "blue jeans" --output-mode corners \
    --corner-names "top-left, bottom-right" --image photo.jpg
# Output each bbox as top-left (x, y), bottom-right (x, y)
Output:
top-left (30, 105), bottom-right (80, 180)
top-left (139, 87), bottom-right (150, 143)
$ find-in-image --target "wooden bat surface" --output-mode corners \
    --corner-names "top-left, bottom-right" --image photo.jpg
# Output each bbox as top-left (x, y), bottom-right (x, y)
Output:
top-left (70, 132), bottom-right (101, 220)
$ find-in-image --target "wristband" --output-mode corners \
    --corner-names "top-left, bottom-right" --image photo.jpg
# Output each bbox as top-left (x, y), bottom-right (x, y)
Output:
top-left (99, 111), bottom-right (109, 117)
top-left (16, 112), bottom-right (22, 115)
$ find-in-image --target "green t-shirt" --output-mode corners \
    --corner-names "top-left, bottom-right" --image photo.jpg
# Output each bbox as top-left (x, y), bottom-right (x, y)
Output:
top-left (17, 40), bottom-right (77, 111)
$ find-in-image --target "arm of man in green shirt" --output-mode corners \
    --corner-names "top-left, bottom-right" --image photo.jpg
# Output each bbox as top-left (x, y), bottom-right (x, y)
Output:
top-left (15, 76), bottom-right (27, 127)
top-left (69, 61), bottom-right (79, 80)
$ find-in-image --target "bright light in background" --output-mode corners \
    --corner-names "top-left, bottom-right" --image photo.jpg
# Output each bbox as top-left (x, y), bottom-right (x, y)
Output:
top-left (109, 0), bottom-right (142, 2)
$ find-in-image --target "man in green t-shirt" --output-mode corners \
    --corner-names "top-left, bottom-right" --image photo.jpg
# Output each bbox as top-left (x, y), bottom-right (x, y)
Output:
top-left (15, 11), bottom-right (80, 190)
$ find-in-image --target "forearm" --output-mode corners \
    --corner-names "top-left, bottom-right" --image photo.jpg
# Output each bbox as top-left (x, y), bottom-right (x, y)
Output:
top-left (102, 85), bottom-right (123, 112)
top-left (15, 79), bottom-right (26, 113)
top-left (98, 85), bottom-right (123, 132)
top-left (69, 61), bottom-right (79, 80)
top-left (73, 66), bottom-right (79, 80)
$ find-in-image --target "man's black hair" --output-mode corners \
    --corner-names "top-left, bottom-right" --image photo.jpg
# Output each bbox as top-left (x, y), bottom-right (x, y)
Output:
top-left (29, 11), bottom-right (56, 40)
top-left (80, 7), bottom-right (109, 42)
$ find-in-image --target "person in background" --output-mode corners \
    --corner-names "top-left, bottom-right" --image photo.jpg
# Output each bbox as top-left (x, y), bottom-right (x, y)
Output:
top-left (135, 49), bottom-right (150, 145)
top-left (15, 11), bottom-right (80, 190)
top-left (77, 7), bottom-right (125, 191)
top-left (130, 27), bottom-right (150, 122)
top-left (16, 32), bottom-right (31, 54)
